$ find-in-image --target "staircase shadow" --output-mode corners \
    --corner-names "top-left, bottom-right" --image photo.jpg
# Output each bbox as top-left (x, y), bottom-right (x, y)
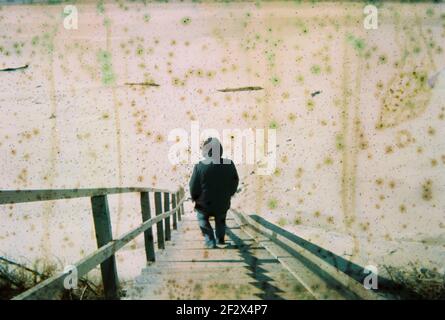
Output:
top-left (226, 228), bottom-right (286, 300)
top-left (249, 214), bottom-right (419, 299)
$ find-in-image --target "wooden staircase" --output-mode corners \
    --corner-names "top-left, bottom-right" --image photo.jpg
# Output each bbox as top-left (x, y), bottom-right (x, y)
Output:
top-left (1, 187), bottom-right (387, 300)
top-left (124, 213), bottom-right (313, 300)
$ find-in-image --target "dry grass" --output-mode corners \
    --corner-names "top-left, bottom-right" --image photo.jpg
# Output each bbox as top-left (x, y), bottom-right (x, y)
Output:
top-left (384, 263), bottom-right (445, 300)
top-left (0, 257), bottom-right (104, 300)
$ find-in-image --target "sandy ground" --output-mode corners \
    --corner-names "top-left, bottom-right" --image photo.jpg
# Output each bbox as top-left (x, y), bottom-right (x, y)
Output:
top-left (0, 1), bottom-right (444, 283)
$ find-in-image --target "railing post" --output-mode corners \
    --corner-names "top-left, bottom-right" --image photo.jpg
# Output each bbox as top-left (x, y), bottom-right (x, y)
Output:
top-left (91, 195), bottom-right (119, 300)
top-left (171, 193), bottom-right (177, 230)
top-left (164, 192), bottom-right (171, 241)
top-left (140, 192), bottom-right (155, 262)
top-left (154, 192), bottom-right (165, 249)
top-left (180, 187), bottom-right (185, 218)
top-left (176, 190), bottom-right (182, 221)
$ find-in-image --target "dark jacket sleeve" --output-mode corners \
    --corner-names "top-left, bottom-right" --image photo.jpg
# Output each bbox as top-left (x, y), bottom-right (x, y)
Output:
top-left (189, 164), bottom-right (202, 201)
top-left (231, 162), bottom-right (239, 196)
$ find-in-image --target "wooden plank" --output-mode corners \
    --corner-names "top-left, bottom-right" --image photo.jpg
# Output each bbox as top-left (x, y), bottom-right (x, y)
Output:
top-left (154, 192), bottom-right (165, 250)
top-left (13, 238), bottom-right (124, 300)
top-left (91, 195), bottom-right (119, 300)
top-left (178, 188), bottom-right (184, 220)
top-left (141, 192), bottom-right (155, 262)
top-left (0, 187), bottom-right (171, 205)
top-left (171, 193), bottom-right (177, 230)
top-left (176, 190), bottom-right (181, 221)
top-left (164, 193), bottom-right (171, 241)
top-left (232, 211), bottom-right (383, 300)
top-left (126, 213), bottom-right (314, 300)
top-left (180, 188), bottom-right (185, 218)
top-left (14, 198), bottom-right (185, 299)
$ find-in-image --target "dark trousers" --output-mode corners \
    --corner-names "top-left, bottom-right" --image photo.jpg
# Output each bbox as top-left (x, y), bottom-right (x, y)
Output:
top-left (196, 210), bottom-right (226, 246)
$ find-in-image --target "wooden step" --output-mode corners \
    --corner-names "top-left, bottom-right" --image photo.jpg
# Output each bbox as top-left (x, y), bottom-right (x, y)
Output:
top-left (141, 262), bottom-right (295, 276)
top-left (125, 210), bottom-right (317, 300)
top-left (231, 211), bottom-right (383, 300)
top-left (126, 271), bottom-right (312, 300)
top-left (125, 283), bottom-right (310, 300)
top-left (151, 247), bottom-right (277, 262)
top-left (134, 267), bottom-right (296, 280)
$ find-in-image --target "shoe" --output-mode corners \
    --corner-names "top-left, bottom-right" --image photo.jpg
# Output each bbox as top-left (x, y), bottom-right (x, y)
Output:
top-left (204, 241), bottom-right (217, 249)
top-left (217, 240), bottom-right (225, 245)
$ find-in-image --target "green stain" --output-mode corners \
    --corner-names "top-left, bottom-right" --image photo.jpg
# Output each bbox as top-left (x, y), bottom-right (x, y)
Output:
top-left (97, 0), bottom-right (105, 14)
top-left (277, 217), bottom-right (287, 227)
top-left (269, 120), bottom-right (278, 129)
top-left (426, 8), bottom-right (434, 17)
top-left (335, 133), bottom-right (345, 150)
top-left (296, 74), bottom-right (304, 84)
top-left (422, 179), bottom-right (433, 201)
top-left (136, 45), bottom-right (144, 56)
top-left (324, 157), bottom-right (333, 165)
top-left (41, 32), bottom-right (55, 54)
top-left (306, 99), bottom-right (315, 111)
top-left (98, 50), bottom-right (115, 85)
top-left (181, 17), bottom-right (191, 25)
top-left (270, 76), bottom-right (280, 86)
top-left (103, 18), bottom-right (111, 27)
top-left (310, 64), bottom-right (321, 75)
top-left (267, 199), bottom-right (278, 210)
top-left (296, 21), bottom-right (309, 35)
top-left (346, 34), bottom-right (366, 53)
top-left (378, 54), bottom-right (387, 64)
top-left (266, 51), bottom-right (276, 64)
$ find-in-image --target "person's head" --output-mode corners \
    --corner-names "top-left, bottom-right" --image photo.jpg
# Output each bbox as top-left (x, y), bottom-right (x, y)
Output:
top-left (202, 137), bottom-right (223, 162)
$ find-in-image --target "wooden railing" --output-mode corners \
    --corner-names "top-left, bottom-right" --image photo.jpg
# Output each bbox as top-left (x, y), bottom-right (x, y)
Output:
top-left (0, 187), bottom-right (186, 300)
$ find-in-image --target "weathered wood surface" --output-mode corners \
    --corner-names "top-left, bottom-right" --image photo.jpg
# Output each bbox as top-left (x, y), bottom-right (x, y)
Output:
top-left (0, 187), bottom-right (170, 205)
top-left (124, 211), bottom-right (314, 300)
top-left (231, 210), bottom-right (384, 300)
top-left (91, 195), bottom-right (119, 299)
top-left (13, 192), bottom-right (185, 300)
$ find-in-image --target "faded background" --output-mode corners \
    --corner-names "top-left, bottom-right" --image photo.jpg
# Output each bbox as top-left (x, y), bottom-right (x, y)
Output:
top-left (0, 0), bottom-right (444, 283)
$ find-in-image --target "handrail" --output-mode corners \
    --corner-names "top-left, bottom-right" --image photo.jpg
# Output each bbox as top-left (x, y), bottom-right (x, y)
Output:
top-left (0, 187), bottom-right (171, 205)
top-left (1, 186), bottom-right (186, 300)
top-left (231, 210), bottom-right (389, 300)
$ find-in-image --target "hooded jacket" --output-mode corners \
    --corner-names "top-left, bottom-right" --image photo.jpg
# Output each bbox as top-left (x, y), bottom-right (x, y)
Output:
top-left (189, 157), bottom-right (239, 216)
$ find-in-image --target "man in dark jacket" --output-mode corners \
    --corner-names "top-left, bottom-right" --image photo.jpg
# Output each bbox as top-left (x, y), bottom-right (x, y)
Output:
top-left (189, 137), bottom-right (239, 248)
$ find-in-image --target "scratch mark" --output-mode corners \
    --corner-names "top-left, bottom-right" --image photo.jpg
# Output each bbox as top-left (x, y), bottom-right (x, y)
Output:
top-left (311, 90), bottom-right (322, 97)
top-left (125, 82), bottom-right (160, 87)
top-left (0, 64), bottom-right (28, 72)
top-left (218, 86), bottom-right (263, 92)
